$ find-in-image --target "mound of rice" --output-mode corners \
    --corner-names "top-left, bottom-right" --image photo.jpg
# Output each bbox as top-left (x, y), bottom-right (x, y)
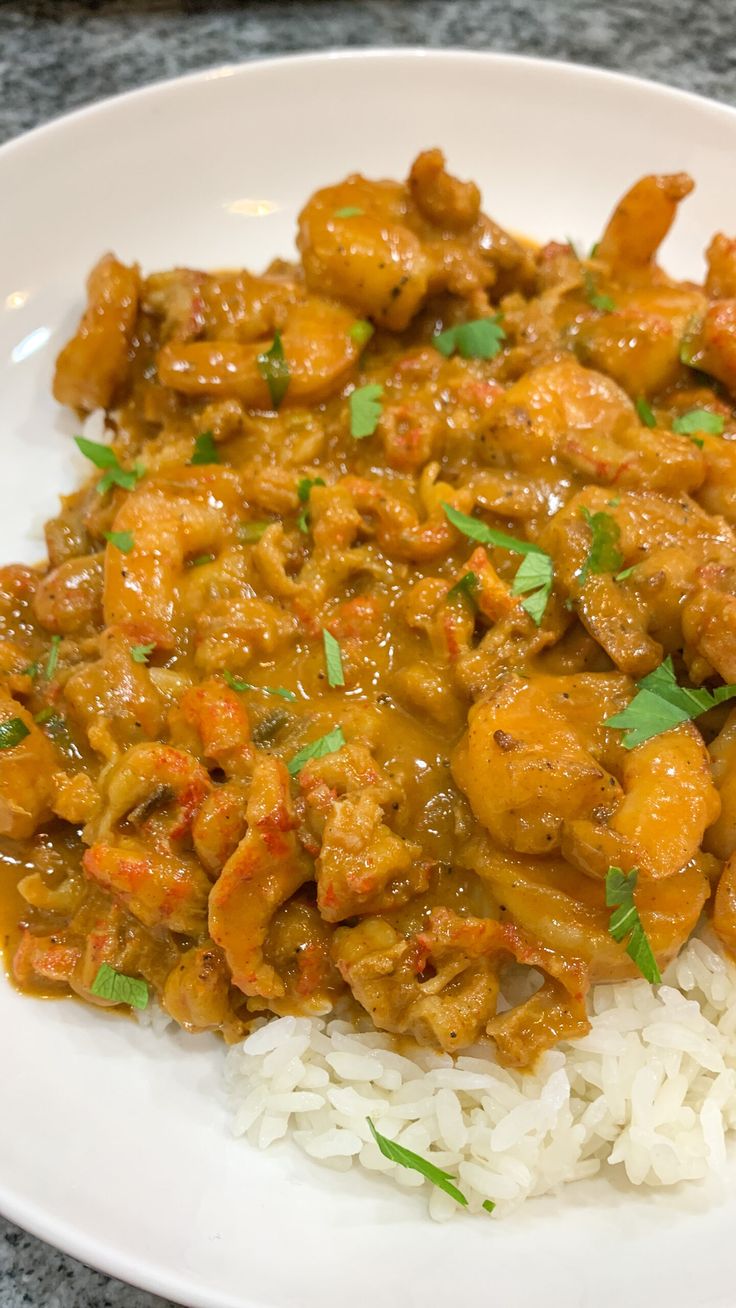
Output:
top-left (224, 932), bottom-right (736, 1218)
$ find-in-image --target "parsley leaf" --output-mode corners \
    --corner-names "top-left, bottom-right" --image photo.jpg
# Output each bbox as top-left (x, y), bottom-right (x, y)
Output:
top-left (240, 521), bottom-right (270, 544)
top-left (512, 552), bottom-right (554, 626)
top-left (257, 330), bottom-right (290, 409)
top-left (583, 271), bottom-right (616, 312)
top-left (190, 430), bottom-right (220, 465)
top-left (615, 565), bottom-right (636, 582)
top-left (75, 436), bottom-right (144, 495)
top-left (433, 317), bottom-right (505, 361)
top-left (335, 205), bottom-right (364, 218)
top-left (322, 629), bottom-right (345, 688)
top-left (367, 1118), bottom-right (468, 1207)
top-left (296, 476), bottom-right (326, 533)
top-left (90, 962), bottom-right (149, 1010)
top-left (672, 409), bottom-right (725, 437)
top-left (605, 656), bottom-right (736, 748)
top-left (349, 320), bottom-right (374, 347)
top-left (190, 553), bottom-right (215, 567)
top-left (222, 670), bottom-right (296, 702)
top-left (104, 529), bottom-right (134, 554)
top-left (636, 397), bottom-right (656, 428)
top-left (0, 717), bottom-right (30, 750)
top-left (130, 643), bottom-right (155, 665)
top-left (578, 506), bottom-right (623, 585)
top-left (605, 867), bottom-right (661, 984)
top-left (442, 503), bottom-right (554, 624)
top-left (45, 635), bottom-right (61, 681)
top-left (350, 384), bottom-right (383, 439)
top-left (447, 571), bottom-right (479, 607)
top-left (482, 1200), bottom-right (496, 1214)
top-left (288, 726), bottom-right (346, 776)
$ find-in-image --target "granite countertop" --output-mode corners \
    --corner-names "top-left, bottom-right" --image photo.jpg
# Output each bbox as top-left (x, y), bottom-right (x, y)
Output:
top-left (1, 1), bottom-right (734, 1304)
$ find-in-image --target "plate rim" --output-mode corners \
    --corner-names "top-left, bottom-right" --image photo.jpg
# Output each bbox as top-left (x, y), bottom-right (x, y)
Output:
top-left (3, 43), bottom-right (736, 1308)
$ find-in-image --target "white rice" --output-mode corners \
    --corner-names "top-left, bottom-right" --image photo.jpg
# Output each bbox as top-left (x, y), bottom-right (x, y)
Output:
top-left (224, 930), bottom-right (736, 1218)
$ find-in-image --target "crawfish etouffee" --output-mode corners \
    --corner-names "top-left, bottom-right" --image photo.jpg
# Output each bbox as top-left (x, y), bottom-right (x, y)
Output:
top-left (3, 152), bottom-right (736, 1072)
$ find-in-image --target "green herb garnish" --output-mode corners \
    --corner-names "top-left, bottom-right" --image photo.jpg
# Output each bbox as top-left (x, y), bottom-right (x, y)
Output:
top-left (578, 507), bottom-right (623, 585)
top-left (75, 436), bottom-right (144, 495)
top-left (23, 661), bottom-right (39, 681)
top-left (367, 1118), bottom-right (468, 1208)
top-left (605, 656), bottom-right (736, 748)
top-left (34, 707), bottom-right (54, 725)
top-left (190, 430), bottom-right (220, 465)
top-left (222, 670), bottom-right (296, 702)
top-left (349, 320), bottom-right (374, 347)
top-left (190, 553), bottom-right (215, 567)
top-left (0, 717), bottom-right (30, 750)
top-left (288, 726), bottom-right (346, 776)
top-left (130, 643), bottom-right (155, 665)
top-left (45, 635), bottom-right (61, 680)
top-left (104, 530), bottom-right (134, 554)
top-left (447, 571), bottom-right (479, 607)
top-left (240, 521), bottom-right (270, 544)
top-left (257, 330), bottom-right (290, 409)
top-left (90, 962), bottom-right (149, 1010)
top-left (636, 397), bottom-right (656, 428)
top-left (335, 205), bottom-right (364, 218)
top-left (615, 565), bottom-right (636, 582)
top-left (672, 409), bottom-right (725, 437)
top-left (297, 476), bottom-right (326, 533)
top-left (433, 316), bottom-right (505, 361)
top-left (605, 867), bottom-right (661, 983)
top-left (350, 384), bottom-right (383, 439)
top-left (322, 629), bottom-right (345, 688)
top-left (583, 271), bottom-right (616, 312)
top-left (442, 503), bottom-right (554, 625)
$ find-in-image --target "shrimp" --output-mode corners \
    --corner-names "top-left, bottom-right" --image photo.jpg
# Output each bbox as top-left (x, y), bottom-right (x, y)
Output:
top-left (103, 467), bottom-right (244, 648)
top-left (157, 297), bottom-right (360, 407)
top-left (63, 627), bottom-right (167, 760)
top-left (452, 673), bottom-right (719, 879)
top-left (192, 781), bottom-right (250, 876)
top-left (333, 906), bottom-right (590, 1066)
top-left (53, 253), bottom-right (140, 412)
top-left (33, 553), bottom-right (104, 635)
top-left (704, 707), bottom-right (736, 860)
top-left (208, 754), bottom-right (312, 999)
top-left (470, 838), bottom-right (709, 982)
top-left (90, 741), bottom-right (211, 847)
top-left (316, 790), bottom-right (427, 921)
top-left (543, 485), bottom-right (736, 679)
top-left (82, 839), bottom-right (211, 934)
top-left (168, 678), bottom-right (254, 780)
top-left (688, 300), bottom-right (736, 400)
top-left (0, 693), bottom-right (56, 839)
top-left (706, 234), bottom-right (736, 299)
top-left (596, 173), bottom-right (694, 272)
top-left (162, 942), bottom-right (236, 1033)
top-left (576, 283), bottom-right (707, 398)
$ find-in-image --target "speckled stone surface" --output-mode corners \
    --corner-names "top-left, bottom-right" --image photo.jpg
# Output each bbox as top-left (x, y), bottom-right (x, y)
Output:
top-left (0, 1), bottom-right (734, 1304)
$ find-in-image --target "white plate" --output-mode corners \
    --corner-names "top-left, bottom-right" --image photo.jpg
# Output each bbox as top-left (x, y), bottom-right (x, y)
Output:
top-left (3, 49), bottom-right (736, 1308)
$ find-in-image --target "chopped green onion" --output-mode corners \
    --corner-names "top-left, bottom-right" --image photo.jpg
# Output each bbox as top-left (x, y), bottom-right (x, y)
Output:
top-left (257, 330), bottom-right (290, 409)
top-left (190, 430), bottom-right (220, 465)
top-left (367, 1118), bottom-right (468, 1207)
top-left (349, 320), bottom-right (374, 347)
top-left (636, 397), bottom-right (656, 428)
top-left (335, 205), bottom-right (364, 218)
top-left (104, 530), bottom-right (134, 554)
top-left (222, 670), bottom-right (296, 701)
top-left (45, 635), bottom-right (61, 680)
top-left (0, 717), bottom-right (30, 749)
top-left (240, 521), bottom-right (270, 544)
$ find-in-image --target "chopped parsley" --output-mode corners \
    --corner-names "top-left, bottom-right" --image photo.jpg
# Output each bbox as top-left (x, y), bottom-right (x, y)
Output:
top-left (335, 205), bottom-right (364, 218)
top-left (583, 271), bottom-right (616, 313)
top-left (90, 962), bottom-right (149, 1010)
top-left (287, 726), bottom-right (346, 776)
top-left (297, 476), bottom-right (326, 533)
top-left (442, 503), bottom-right (554, 625)
top-left (512, 552), bottom-right (555, 626)
top-left (257, 330), bottom-right (290, 409)
top-left (322, 629), bottom-right (345, 688)
top-left (636, 397), bottom-right (656, 428)
top-left (605, 656), bottom-right (736, 748)
top-left (75, 436), bottom-right (144, 495)
top-left (190, 553), bottom-right (215, 567)
top-left (222, 669), bottom-right (296, 702)
top-left (433, 316), bottom-right (505, 361)
top-left (45, 634), bottom-right (61, 680)
top-left (349, 320), bottom-right (374, 348)
top-left (615, 565), bottom-right (636, 582)
top-left (130, 643), bottom-right (155, 665)
top-left (605, 867), bottom-right (661, 984)
top-left (240, 521), bottom-right (270, 544)
top-left (104, 530), bottom-right (134, 554)
top-left (190, 430), bottom-right (220, 465)
top-left (0, 717), bottom-right (30, 750)
top-left (34, 707), bottom-right (55, 725)
top-left (350, 384), bottom-right (383, 439)
top-left (671, 409), bottom-right (725, 437)
top-left (367, 1118), bottom-right (469, 1208)
top-left (447, 571), bottom-right (479, 607)
top-left (578, 507), bottom-right (623, 585)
